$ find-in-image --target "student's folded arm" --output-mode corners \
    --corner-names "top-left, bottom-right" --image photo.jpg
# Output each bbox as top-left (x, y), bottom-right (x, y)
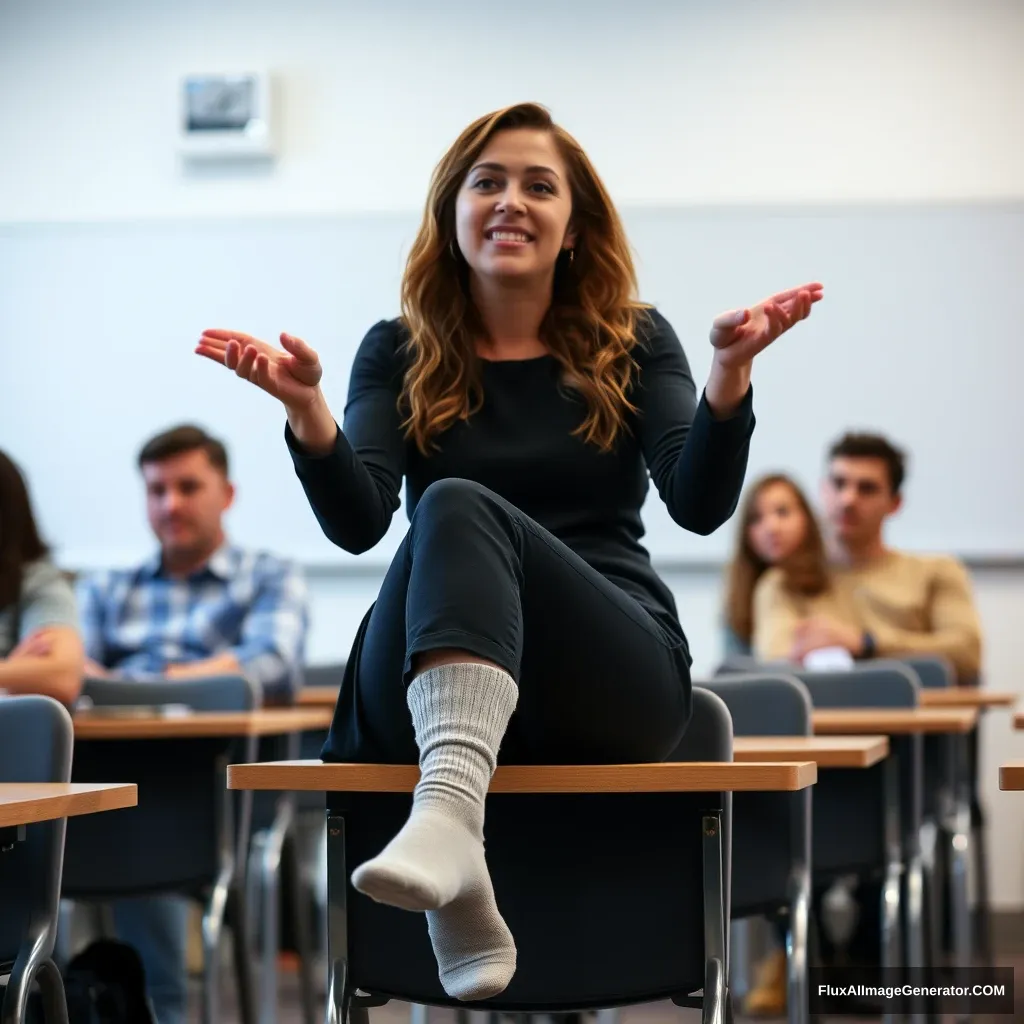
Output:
top-left (751, 571), bottom-right (802, 662)
top-left (637, 311), bottom-right (756, 537)
top-left (0, 626), bottom-right (85, 705)
top-left (870, 559), bottom-right (983, 682)
top-left (286, 321), bottom-right (407, 555)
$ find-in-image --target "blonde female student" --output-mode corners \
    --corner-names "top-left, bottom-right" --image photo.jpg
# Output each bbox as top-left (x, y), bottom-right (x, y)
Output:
top-left (197, 103), bottom-right (823, 1001)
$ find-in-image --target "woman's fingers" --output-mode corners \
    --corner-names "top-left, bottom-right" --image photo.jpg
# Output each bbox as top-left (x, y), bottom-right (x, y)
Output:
top-left (280, 332), bottom-right (318, 364)
top-left (203, 328), bottom-right (260, 345)
top-left (235, 344), bottom-right (259, 379)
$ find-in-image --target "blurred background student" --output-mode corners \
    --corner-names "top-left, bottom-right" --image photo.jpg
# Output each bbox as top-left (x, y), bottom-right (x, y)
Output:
top-left (0, 448), bottom-right (84, 705)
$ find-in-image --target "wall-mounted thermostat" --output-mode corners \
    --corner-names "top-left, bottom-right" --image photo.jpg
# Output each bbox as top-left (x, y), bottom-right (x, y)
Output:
top-left (178, 72), bottom-right (276, 160)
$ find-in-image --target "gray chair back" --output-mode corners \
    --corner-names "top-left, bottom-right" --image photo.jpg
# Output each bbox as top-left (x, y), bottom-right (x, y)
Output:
top-left (0, 695), bottom-right (74, 1021)
top-left (80, 673), bottom-right (260, 712)
top-left (331, 687), bottom-right (735, 1013)
top-left (701, 675), bottom-right (812, 920)
top-left (901, 656), bottom-right (955, 691)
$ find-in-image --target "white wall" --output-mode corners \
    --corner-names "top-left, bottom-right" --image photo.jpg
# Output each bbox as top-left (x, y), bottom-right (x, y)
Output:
top-left (3, 0), bottom-right (1023, 906)
top-left (1, 0), bottom-right (1023, 223)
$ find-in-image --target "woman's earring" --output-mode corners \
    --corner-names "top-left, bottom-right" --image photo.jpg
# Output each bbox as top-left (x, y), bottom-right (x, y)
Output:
top-left (568, 248), bottom-right (575, 265)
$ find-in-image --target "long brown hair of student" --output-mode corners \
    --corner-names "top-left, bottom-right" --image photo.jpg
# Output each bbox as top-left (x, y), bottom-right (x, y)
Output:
top-left (0, 449), bottom-right (50, 612)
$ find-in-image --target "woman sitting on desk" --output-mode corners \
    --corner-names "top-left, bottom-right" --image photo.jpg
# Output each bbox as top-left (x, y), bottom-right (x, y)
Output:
top-left (0, 449), bottom-right (84, 705)
top-left (197, 102), bottom-right (823, 1001)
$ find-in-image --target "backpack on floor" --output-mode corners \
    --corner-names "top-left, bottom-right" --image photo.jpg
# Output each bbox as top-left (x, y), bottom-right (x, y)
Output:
top-left (63, 939), bottom-right (155, 1024)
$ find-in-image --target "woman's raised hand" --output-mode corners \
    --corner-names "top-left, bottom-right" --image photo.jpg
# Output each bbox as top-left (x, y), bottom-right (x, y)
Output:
top-left (710, 282), bottom-right (824, 369)
top-left (196, 330), bottom-right (323, 410)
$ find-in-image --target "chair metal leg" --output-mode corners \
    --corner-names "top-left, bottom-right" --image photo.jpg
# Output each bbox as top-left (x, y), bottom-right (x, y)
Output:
top-left (227, 883), bottom-right (259, 1024)
top-left (283, 827), bottom-right (319, 1024)
top-left (972, 814), bottom-right (994, 965)
top-left (246, 829), bottom-right (268, 948)
top-left (881, 755), bottom-right (903, 1024)
top-left (201, 864), bottom-right (233, 1024)
top-left (326, 815), bottom-right (350, 1024)
top-left (701, 810), bottom-right (727, 1024)
top-left (257, 810), bottom-right (289, 1024)
top-left (37, 957), bottom-right (70, 1024)
top-left (409, 1005), bottom-right (430, 1024)
top-left (787, 865), bottom-right (811, 1024)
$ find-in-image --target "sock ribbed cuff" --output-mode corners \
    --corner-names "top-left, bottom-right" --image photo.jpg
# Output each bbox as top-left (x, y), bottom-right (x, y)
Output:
top-left (406, 662), bottom-right (518, 820)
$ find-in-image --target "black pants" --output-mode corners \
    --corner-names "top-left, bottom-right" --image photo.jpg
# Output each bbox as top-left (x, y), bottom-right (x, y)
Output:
top-left (323, 479), bottom-right (693, 766)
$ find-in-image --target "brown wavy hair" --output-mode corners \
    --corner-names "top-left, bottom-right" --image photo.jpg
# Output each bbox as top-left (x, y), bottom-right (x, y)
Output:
top-left (724, 473), bottom-right (830, 645)
top-left (400, 102), bottom-right (648, 455)
top-left (0, 449), bottom-right (51, 612)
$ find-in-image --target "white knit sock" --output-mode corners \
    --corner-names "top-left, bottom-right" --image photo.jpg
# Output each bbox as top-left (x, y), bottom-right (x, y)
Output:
top-left (351, 662), bottom-right (519, 1001)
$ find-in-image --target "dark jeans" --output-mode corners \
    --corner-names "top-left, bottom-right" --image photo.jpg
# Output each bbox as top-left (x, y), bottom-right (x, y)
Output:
top-left (323, 478), bottom-right (693, 766)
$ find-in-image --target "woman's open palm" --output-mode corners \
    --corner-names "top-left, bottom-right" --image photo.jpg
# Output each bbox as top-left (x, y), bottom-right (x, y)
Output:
top-left (195, 329), bottom-right (323, 409)
top-left (710, 282), bottom-right (823, 369)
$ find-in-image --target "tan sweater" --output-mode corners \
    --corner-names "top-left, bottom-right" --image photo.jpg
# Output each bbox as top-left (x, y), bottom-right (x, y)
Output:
top-left (752, 550), bottom-right (983, 682)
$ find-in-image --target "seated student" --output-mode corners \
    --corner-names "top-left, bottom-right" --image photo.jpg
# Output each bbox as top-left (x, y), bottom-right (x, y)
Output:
top-left (75, 424), bottom-right (310, 1024)
top-left (753, 432), bottom-right (983, 681)
top-left (0, 449), bottom-right (84, 704)
top-left (722, 472), bottom-right (830, 658)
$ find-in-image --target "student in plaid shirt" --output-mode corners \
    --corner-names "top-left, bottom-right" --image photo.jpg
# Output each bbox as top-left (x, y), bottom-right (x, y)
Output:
top-left (74, 423), bottom-right (309, 1024)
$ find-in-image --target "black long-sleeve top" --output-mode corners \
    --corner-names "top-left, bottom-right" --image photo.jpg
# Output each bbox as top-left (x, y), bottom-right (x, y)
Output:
top-left (286, 309), bottom-right (755, 661)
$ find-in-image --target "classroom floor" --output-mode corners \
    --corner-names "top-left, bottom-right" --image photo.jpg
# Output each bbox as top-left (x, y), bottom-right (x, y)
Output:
top-left (199, 946), bottom-right (1024, 1023)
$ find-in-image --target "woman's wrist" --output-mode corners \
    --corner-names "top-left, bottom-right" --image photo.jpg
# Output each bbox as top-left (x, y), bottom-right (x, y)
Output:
top-left (705, 357), bottom-right (752, 420)
top-left (285, 389), bottom-right (338, 455)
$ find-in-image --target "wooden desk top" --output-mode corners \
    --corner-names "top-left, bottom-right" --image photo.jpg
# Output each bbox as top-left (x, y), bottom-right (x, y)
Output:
top-left (733, 735), bottom-right (889, 768)
top-left (227, 758), bottom-right (816, 794)
top-left (919, 689), bottom-right (1017, 709)
top-left (73, 707), bottom-right (334, 740)
top-left (296, 686), bottom-right (339, 707)
top-left (1012, 712), bottom-right (1024, 731)
top-left (813, 707), bottom-right (978, 735)
top-left (0, 783), bottom-right (137, 828)
top-left (999, 762), bottom-right (1024, 791)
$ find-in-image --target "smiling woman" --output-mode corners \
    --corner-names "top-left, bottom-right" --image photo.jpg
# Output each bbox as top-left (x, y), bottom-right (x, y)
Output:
top-left (195, 100), bottom-right (823, 1003)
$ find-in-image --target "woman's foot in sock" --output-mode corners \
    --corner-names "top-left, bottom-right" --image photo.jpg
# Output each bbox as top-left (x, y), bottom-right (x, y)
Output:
top-left (351, 807), bottom-right (483, 911)
top-left (427, 880), bottom-right (517, 1000)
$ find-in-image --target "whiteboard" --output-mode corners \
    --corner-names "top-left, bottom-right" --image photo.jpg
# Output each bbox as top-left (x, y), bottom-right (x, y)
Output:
top-left (1, 202), bottom-right (1021, 572)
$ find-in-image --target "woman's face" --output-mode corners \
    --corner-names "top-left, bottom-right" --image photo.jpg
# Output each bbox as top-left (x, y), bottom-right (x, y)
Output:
top-left (747, 482), bottom-right (810, 564)
top-left (454, 128), bottom-right (576, 285)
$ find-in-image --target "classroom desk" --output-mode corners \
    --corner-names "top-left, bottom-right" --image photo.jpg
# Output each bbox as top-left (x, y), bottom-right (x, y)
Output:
top-left (812, 707), bottom-right (978, 734)
top-left (72, 706), bottom-right (334, 740)
top-left (296, 686), bottom-right (339, 708)
top-left (0, 782), bottom-right (137, 829)
top-left (1012, 712), bottom-right (1024, 731)
top-left (226, 758), bottom-right (817, 793)
top-left (228, 758), bottom-right (814, 1022)
top-left (998, 762), bottom-right (1024, 790)
top-left (919, 689), bottom-right (1017, 709)
top-left (732, 735), bottom-right (889, 768)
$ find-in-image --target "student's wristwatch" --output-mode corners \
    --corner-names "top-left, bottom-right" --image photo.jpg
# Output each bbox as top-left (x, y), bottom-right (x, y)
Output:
top-left (860, 631), bottom-right (877, 659)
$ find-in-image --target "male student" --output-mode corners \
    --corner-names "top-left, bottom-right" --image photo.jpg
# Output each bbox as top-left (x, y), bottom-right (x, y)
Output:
top-left (745, 431), bottom-right (984, 1017)
top-left (754, 431), bottom-right (983, 681)
top-left (76, 424), bottom-right (309, 1024)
